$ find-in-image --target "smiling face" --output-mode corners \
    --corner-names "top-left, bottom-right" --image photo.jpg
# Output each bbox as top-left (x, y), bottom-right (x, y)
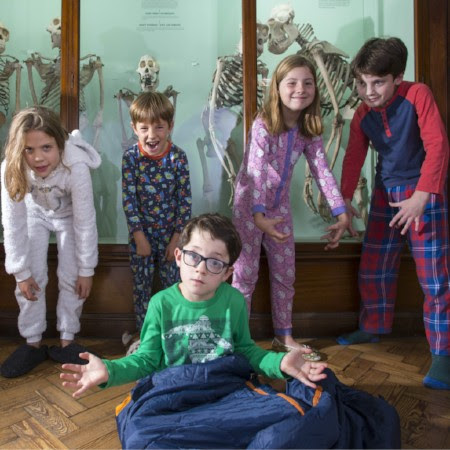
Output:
top-left (132, 119), bottom-right (173, 157)
top-left (355, 73), bottom-right (403, 109)
top-left (279, 66), bottom-right (316, 126)
top-left (175, 229), bottom-right (233, 302)
top-left (23, 130), bottom-right (61, 178)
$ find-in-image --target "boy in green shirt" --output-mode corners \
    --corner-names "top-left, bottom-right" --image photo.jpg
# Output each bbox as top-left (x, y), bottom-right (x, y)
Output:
top-left (61, 213), bottom-right (327, 398)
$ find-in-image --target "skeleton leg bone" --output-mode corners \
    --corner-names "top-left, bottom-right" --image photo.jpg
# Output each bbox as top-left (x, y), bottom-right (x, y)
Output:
top-left (196, 137), bottom-right (214, 211)
top-left (208, 58), bottom-right (237, 204)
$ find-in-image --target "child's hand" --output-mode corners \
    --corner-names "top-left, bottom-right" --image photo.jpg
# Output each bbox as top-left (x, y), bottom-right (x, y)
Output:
top-left (321, 212), bottom-right (350, 250)
top-left (133, 230), bottom-right (152, 256)
top-left (280, 349), bottom-right (328, 388)
top-left (389, 190), bottom-right (430, 234)
top-left (254, 213), bottom-right (290, 243)
top-left (60, 352), bottom-right (109, 398)
top-left (76, 276), bottom-right (93, 299)
top-left (18, 277), bottom-right (40, 301)
top-left (165, 232), bottom-right (180, 262)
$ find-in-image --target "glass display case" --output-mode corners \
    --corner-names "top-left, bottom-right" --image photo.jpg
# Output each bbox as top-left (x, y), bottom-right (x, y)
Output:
top-left (0, 0), bottom-right (415, 243)
top-left (0, 0), bottom-right (61, 240)
top-left (256, 0), bottom-right (415, 240)
top-left (80, 0), bottom-right (243, 242)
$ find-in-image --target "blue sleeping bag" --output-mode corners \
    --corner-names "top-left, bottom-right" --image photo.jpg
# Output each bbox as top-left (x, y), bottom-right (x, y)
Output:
top-left (116, 354), bottom-right (400, 449)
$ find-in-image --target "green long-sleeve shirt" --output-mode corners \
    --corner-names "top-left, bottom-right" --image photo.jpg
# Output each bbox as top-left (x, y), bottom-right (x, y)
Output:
top-left (103, 282), bottom-right (285, 387)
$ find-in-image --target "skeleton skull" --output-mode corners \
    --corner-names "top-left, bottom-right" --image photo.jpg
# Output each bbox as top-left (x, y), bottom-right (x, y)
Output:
top-left (267, 4), bottom-right (299, 54)
top-left (237, 22), bottom-right (269, 58)
top-left (47, 17), bottom-right (61, 49)
top-left (136, 54), bottom-right (160, 92)
top-left (0, 22), bottom-right (10, 55)
top-left (256, 23), bottom-right (269, 57)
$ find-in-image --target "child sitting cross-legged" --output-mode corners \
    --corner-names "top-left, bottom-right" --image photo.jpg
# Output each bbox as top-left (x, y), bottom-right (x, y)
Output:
top-left (60, 213), bottom-right (326, 396)
top-left (60, 213), bottom-right (401, 449)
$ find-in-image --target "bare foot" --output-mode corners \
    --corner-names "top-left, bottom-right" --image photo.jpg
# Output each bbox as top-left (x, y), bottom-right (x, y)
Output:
top-left (274, 335), bottom-right (303, 349)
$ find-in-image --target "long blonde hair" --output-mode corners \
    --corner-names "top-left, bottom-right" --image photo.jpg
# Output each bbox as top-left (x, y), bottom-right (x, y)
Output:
top-left (3, 107), bottom-right (68, 202)
top-left (260, 54), bottom-right (323, 137)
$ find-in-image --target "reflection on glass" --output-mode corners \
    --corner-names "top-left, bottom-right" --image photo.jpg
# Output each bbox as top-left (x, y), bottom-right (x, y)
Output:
top-left (25, 16), bottom-right (61, 112)
top-left (81, 0), bottom-right (242, 243)
top-left (0, 0), bottom-right (61, 240)
top-left (257, 0), bottom-right (414, 240)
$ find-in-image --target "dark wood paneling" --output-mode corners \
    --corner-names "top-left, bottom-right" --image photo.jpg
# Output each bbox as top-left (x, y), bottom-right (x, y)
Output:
top-left (242, 0), bottom-right (257, 142)
top-left (60, 0), bottom-right (80, 131)
top-left (0, 243), bottom-right (423, 339)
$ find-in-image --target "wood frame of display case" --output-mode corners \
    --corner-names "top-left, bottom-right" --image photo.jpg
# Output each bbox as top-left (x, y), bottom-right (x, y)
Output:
top-left (0, 0), bottom-right (448, 339)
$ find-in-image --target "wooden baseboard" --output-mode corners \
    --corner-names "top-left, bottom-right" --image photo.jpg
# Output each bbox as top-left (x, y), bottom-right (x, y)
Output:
top-left (0, 310), bottom-right (423, 340)
top-left (0, 241), bottom-right (425, 340)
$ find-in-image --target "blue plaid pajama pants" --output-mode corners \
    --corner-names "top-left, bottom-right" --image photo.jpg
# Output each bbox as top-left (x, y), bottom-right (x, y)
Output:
top-left (359, 183), bottom-right (449, 355)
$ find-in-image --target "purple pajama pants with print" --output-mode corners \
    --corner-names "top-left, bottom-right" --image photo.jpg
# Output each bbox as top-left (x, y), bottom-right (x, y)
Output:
top-left (232, 206), bottom-right (295, 336)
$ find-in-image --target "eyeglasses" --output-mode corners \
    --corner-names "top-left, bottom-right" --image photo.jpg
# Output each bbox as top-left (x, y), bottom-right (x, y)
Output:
top-left (181, 249), bottom-right (229, 274)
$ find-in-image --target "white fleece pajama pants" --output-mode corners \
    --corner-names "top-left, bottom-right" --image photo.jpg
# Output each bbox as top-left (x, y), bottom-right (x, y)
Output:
top-left (16, 216), bottom-right (84, 344)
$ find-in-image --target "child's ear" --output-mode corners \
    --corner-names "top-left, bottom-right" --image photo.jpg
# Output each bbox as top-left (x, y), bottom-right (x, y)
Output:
top-left (130, 121), bottom-right (137, 133)
top-left (394, 73), bottom-right (404, 85)
top-left (174, 247), bottom-right (182, 268)
top-left (168, 121), bottom-right (174, 134)
top-left (222, 265), bottom-right (234, 282)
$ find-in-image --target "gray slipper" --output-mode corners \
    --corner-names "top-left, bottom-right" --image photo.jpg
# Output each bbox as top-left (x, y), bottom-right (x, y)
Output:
top-left (0, 344), bottom-right (48, 378)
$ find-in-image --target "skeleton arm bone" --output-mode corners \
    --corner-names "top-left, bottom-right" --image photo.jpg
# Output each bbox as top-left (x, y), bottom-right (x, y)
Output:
top-left (115, 89), bottom-right (137, 152)
top-left (25, 53), bottom-right (57, 106)
top-left (208, 58), bottom-right (237, 184)
top-left (92, 60), bottom-right (104, 148)
top-left (14, 61), bottom-right (21, 113)
top-left (25, 58), bottom-right (39, 105)
top-left (310, 48), bottom-right (340, 117)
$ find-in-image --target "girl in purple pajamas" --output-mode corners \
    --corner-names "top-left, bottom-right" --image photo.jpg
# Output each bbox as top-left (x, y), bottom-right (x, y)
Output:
top-left (232, 55), bottom-right (349, 353)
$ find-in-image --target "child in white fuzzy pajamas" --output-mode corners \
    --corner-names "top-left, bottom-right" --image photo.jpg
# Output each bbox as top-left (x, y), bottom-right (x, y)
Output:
top-left (232, 55), bottom-right (349, 355)
top-left (0, 106), bottom-right (101, 378)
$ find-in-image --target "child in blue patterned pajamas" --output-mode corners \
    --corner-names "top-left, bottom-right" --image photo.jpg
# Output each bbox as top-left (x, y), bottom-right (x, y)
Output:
top-left (122, 92), bottom-right (192, 331)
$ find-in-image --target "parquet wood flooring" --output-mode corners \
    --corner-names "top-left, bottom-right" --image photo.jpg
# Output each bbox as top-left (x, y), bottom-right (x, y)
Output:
top-left (0, 336), bottom-right (448, 449)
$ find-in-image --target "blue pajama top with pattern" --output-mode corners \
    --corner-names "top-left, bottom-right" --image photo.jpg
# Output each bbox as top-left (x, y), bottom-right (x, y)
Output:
top-left (122, 142), bottom-right (192, 235)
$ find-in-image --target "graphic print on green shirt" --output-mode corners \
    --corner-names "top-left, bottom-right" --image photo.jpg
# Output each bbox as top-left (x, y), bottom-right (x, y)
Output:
top-left (163, 314), bottom-right (233, 364)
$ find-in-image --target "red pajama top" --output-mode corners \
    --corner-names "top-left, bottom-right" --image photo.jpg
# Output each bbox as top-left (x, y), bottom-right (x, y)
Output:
top-left (341, 81), bottom-right (449, 200)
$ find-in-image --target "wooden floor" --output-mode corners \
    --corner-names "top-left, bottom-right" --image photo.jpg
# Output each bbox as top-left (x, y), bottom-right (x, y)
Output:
top-left (0, 335), bottom-right (449, 449)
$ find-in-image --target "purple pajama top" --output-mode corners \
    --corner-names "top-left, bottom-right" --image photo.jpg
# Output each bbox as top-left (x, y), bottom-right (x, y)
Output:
top-left (234, 117), bottom-right (346, 217)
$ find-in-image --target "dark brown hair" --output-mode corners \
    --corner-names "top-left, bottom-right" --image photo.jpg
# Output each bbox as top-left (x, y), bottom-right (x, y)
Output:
top-left (178, 213), bottom-right (242, 265)
top-left (351, 37), bottom-right (408, 79)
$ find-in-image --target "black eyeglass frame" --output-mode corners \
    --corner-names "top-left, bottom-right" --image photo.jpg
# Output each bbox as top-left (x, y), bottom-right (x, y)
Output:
top-left (181, 249), bottom-right (230, 274)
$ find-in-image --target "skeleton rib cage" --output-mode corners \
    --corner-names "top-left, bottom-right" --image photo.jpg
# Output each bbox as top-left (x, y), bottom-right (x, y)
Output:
top-left (209, 54), bottom-right (266, 111)
top-left (0, 55), bottom-right (19, 116)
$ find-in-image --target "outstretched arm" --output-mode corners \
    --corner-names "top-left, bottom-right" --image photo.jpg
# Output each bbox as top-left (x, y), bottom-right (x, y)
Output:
top-left (60, 352), bottom-right (109, 398)
top-left (280, 350), bottom-right (328, 388)
top-left (321, 211), bottom-right (350, 250)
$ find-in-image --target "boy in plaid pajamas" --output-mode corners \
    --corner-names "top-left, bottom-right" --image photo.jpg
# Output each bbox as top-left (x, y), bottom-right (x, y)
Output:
top-left (337, 37), bottom-right (450, 390)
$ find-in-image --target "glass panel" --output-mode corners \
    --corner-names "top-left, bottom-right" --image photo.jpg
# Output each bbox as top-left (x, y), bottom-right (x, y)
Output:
top-left (0, 0), bottom-right (61, 240)
top-left (256, 0), bottom-right (415, 241)
top-left (80, 0), bottom-right (242, 243)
